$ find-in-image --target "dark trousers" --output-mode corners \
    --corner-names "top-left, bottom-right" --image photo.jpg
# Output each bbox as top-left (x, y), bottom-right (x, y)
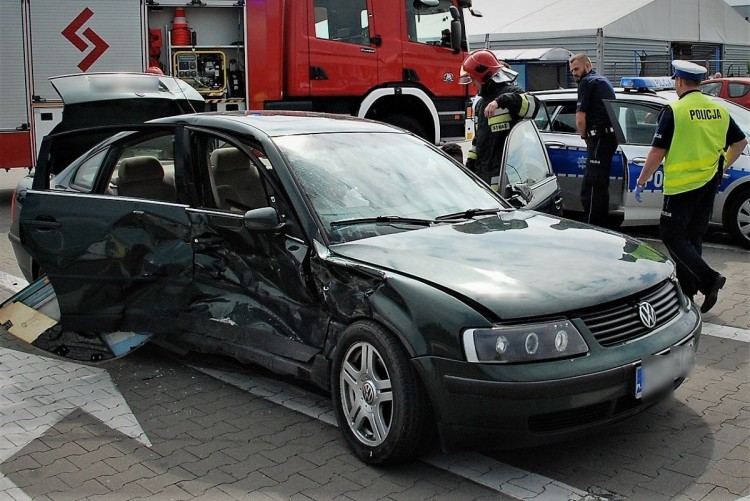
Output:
top-left (581, 133), bottom-right (618, 226)
top-left (659, 171), bottom-right (722, 297)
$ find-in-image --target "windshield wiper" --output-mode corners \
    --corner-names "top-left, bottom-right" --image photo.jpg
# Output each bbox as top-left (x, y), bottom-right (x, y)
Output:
top-left (434, 208), bottom-right (507, 221)
top-left (330, 215), bottom-right (435, 227)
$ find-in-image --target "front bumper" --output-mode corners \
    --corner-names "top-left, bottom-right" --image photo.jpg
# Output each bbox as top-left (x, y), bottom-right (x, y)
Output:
top-left (413, 308), bottom-right (701, 452)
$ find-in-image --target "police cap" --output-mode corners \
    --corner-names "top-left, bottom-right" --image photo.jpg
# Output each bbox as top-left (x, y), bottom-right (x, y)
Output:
top-left (671, 60), bottom-right (707, 81)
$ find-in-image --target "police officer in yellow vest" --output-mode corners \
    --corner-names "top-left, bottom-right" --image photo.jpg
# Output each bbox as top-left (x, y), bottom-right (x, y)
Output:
top-left (635, 60), bottom-right (747, 313)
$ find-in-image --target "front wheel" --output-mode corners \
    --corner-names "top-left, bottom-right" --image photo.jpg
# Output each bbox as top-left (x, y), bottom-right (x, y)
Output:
top-left (331, 321), bottom-right (429, 465)
top-left (725, 188), bottom-right (750, 249)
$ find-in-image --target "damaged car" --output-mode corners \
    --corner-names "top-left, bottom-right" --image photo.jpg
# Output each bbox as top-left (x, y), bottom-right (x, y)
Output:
top-left (1, 111), bottom-right (701, 465)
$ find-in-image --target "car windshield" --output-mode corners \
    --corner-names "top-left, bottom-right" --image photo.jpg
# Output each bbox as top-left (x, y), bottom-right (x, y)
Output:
top-left (274, 132), bottom-right (506, 243)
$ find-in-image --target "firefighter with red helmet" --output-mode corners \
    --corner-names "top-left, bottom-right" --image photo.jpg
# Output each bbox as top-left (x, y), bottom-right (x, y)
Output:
top-left (460, 49), bottom-right (539, 186)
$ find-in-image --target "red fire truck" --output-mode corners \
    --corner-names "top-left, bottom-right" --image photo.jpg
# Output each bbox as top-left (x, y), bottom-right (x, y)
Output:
top-left (0, 0), bottom-right (475, 171)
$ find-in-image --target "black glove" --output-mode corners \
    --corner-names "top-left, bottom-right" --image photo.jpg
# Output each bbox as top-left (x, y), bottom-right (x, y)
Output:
top-left (465, 157), bottom-right (477, 173)
top-left (495, 95), bottom-right (511, 109)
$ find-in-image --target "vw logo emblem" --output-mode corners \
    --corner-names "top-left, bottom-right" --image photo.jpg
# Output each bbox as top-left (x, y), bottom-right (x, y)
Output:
top-left (638, 302), bottom-right (657, 328)
top-left (362, 381), bottom-right (376, 405)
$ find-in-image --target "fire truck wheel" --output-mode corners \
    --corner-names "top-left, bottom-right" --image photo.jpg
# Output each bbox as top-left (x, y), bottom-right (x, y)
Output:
top-left (383, 113), bottom-right (427, 140)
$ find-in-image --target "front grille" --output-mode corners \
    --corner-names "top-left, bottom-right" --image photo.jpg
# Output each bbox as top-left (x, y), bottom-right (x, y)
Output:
top-left (528, 396), bottom-right (649, 433)
top-left (528, 402), bottom-right (610, 432)
top-left (578, 281), bottom-right (681, 347)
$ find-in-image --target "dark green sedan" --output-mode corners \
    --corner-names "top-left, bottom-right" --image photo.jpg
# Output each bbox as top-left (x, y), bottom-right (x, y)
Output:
top-left (6, 111), bottom-right (700, 465)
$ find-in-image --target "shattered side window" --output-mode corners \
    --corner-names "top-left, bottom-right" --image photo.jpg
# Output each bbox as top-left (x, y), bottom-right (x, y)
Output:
top-left (199, 135), bottom-right (304, 240)
top-left (205, 139), bottom-right (269, 213)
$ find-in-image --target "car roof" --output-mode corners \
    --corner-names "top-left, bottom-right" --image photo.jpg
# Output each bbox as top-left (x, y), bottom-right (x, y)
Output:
top-left (702, 77), bottom-right (750, 84)
top-left (534, 87), bottom-right (671, 104)
top-left (150, 111), bottom-right (404, 138)
top-left (49, 72), bottom-right (204, 105)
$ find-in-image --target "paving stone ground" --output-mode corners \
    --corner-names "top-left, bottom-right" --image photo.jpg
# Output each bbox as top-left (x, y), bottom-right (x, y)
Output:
top-left (0, 172), bottom-right (747, 500)
top-left (0, 340), bottom-right (514, 501)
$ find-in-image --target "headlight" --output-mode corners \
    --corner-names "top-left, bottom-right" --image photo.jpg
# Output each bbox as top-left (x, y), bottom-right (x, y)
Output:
top-left (462, 320), bottom-right (588, 363)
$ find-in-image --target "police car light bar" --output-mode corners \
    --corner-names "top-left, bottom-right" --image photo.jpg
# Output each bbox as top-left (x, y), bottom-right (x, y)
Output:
top-left (620, 76), bottom-right (675, 91)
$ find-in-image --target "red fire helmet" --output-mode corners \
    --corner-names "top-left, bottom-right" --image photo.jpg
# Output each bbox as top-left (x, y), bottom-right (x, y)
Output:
top-left (459, 49), bottom-right (502, 85)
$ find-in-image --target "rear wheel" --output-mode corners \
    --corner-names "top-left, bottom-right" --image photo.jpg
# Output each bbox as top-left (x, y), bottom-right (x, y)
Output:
top-left (331, 321), bottom-right (428, 465)
top-left (383, 113), bottom-right (428, 140)
top-left (724, 188), bottom-right (750, 249)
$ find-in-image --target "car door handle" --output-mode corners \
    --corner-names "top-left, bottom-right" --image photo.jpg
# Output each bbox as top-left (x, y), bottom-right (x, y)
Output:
top-left (631, 157), bottom-right (647, 166)
top-left (26, 218), bottom-right (61, 230)
top-left (544, 141), bottom-right (567, 149)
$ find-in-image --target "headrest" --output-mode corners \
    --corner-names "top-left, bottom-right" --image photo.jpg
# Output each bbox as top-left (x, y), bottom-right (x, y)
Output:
top-left (210, 147), bottom-right (249, 173)
top-left (118, 156), bottom-right (164, 184)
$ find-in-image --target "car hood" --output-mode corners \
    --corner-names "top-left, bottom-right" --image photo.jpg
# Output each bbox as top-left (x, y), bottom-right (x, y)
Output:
top-left (331, 211), bottom-right (672, 319)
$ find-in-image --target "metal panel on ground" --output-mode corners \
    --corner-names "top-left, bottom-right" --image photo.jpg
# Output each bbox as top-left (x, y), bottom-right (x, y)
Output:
top-left (29, 0), bottom-right (144, 102)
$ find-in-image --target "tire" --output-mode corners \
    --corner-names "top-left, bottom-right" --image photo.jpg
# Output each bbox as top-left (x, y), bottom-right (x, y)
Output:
top-left (331, 320), bottom-right (429, 465)
top-left (725, 188), bottom-right (750, 249)
top-left (383, 113), bottom-right (428, 140)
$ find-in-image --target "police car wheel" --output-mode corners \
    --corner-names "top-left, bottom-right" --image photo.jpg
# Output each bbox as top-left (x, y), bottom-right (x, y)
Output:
top-left (725, 187), bottom-right (750, 249)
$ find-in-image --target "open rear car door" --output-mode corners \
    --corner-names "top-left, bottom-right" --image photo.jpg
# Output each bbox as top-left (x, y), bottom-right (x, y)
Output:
top-left (1, 124), bottom-right (193, 362)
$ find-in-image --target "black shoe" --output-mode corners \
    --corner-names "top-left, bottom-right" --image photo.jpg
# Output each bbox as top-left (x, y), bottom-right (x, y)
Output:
top-left (701, 275), bottom-right (726, 313)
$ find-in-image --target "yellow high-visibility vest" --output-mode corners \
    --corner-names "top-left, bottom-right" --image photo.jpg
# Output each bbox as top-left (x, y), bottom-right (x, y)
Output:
top-left (663, 92), bottom-right (729, 195)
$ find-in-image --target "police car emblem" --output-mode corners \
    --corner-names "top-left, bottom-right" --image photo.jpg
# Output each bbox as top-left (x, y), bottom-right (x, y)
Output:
top-left (638, 302), bottom-right (657, 328)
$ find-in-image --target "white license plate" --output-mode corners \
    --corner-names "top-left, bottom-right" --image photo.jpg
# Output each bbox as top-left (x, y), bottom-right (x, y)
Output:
top-left (635, 342), bottom-right (695, 399)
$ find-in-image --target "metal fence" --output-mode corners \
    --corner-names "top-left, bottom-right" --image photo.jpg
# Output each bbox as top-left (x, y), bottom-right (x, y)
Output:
top-left (611, 58), bottom-right (750, 81)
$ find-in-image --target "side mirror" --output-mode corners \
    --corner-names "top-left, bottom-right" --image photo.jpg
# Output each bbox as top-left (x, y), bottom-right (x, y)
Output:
top-left (449, 7), bottom-right (462, 54)
top-left (414, 0), bottom-right (439, 7)
top-left (511, 183), bottom-right (533, 203)
top-left (243, 207), bottom-right (285, 232)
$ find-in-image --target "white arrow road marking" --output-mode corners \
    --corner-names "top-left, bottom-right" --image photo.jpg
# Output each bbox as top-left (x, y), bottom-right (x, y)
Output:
top-left (0, 346), bottom-right (151, 497)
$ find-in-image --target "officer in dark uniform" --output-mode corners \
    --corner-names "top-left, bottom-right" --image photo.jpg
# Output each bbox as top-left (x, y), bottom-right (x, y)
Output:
top-left (635, 60), bottom-right (747, 313)
top-left (569, 53), bottom-right (618, 227)
top-left (460, 50), bottom-right (539, 186)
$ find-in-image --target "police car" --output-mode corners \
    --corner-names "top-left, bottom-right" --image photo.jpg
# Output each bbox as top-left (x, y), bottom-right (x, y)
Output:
top-left (533, 77), bottom-right (750, 248)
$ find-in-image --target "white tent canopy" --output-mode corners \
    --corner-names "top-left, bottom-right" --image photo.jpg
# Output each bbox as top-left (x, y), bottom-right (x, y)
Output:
top-left (466, 0), bottom-right (750, 44)
top-left (490, 47), bottom-right (573, 61)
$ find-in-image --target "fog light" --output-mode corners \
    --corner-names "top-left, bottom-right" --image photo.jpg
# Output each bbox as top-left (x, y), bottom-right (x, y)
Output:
top-left (555, 330), bottom-right (569, 352)
top-left (525, 333), bottom-right (539, 354)
top-left (495, 336), bottom-right (509, 354)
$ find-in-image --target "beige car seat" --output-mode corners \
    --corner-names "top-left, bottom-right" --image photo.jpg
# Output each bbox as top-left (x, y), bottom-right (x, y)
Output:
top-left (116, 156), bottom-right (176, 202)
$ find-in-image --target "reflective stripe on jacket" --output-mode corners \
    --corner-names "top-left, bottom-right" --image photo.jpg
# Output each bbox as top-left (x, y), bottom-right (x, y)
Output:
top-left (517, 93), bottom-right (540, 120)
top-left (664, 92), bottom-right (729, 195)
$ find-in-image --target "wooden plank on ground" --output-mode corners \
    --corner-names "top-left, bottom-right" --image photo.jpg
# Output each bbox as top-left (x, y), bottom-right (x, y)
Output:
top-left (0, 301), bottom-right (58, 344)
